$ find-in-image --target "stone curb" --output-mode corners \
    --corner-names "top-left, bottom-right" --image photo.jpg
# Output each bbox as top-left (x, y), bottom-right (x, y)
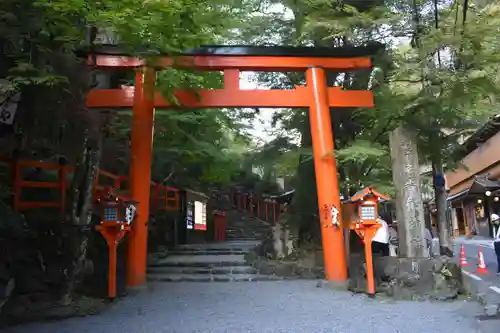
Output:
top-left (461, 270), bottom-right (500, 317)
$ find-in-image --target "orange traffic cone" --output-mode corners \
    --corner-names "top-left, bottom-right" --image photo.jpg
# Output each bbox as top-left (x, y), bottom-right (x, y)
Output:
top-left (459, 244), bottom-right (469, 267)
top-left (476, 248), bottom-right (489, 274)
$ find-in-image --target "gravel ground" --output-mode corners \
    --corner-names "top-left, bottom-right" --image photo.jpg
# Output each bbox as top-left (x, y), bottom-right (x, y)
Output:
top-left (1, 281), bottom-right (484, 333)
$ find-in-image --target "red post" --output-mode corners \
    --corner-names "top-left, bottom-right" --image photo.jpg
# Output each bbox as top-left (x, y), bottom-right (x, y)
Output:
top-left (250, 194), bottom-right (254, 216)
top-left (265, 200), bottom-right (268, 222)
top-left (213, 211), bottom-right (227, 241)
top-left (96, 223), bottom-right (130, 298)
top-left (306, 67), bottom-right (347, 283)
top-left (362, 226), bottom-right (380, 296)
top-left (114, 176), bottom-right (122, 190)
top-left (126, 67), bottom-right (156, 287)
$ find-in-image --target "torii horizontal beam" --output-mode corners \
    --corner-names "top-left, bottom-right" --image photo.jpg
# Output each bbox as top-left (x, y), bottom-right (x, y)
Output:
top-left (86, 86), bottom-right (374, 108)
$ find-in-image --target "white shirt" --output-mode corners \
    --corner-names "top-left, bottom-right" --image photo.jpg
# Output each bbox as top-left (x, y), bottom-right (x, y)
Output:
top-left (493, 224), bottom-right (500, 243)
top-left (372, 218), bottom-right (389, 244)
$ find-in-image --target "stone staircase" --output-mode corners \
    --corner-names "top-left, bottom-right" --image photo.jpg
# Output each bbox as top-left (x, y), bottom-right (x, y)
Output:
top-left (225, 213), bottom-right (272, 241)
top-left (147, 212), bottom-right (276, 282)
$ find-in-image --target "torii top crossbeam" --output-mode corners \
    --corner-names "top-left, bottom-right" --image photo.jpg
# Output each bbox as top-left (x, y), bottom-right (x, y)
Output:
top-left (82, 44), bottom-right (382, 109)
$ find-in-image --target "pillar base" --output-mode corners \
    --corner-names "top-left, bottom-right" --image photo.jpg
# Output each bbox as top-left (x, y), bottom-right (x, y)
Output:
top-left (316, 279), bottom-right (349, 291)
top-left (126, 283), bottom-right (150, 295)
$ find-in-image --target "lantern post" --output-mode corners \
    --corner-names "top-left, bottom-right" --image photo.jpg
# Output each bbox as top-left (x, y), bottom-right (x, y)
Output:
top-left (348, 187), bottom-right (390, 296)
top-left (95, 188), bottom-right (137, 298)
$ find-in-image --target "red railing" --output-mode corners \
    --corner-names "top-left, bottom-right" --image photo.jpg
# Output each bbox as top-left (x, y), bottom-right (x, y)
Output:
top-left (229, 188), bottom-right (281, 224)
top-left (116, 176), bottom-right (181, 212)
top-left (0, 156), bottom-right (180, 214)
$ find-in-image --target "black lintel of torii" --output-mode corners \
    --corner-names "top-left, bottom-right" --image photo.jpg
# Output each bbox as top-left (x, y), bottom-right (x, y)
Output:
top-left (75, 42), bottom-right (385, 59)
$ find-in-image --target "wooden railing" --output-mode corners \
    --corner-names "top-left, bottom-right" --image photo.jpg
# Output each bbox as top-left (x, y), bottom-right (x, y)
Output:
top-left (0, 156), bottom-right (180, 214)
top-left (229, 188), bottom-right (281, 224)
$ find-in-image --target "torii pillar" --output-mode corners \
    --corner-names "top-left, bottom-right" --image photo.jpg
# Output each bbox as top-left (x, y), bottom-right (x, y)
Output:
top-left (126, 68), bottom-right (156, 287)
top-left (307, 67), bottom-right (347, 282)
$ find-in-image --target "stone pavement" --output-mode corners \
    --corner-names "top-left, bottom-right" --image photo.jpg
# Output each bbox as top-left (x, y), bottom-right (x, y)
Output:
top-left (0, 281), bottom-right (490, 333)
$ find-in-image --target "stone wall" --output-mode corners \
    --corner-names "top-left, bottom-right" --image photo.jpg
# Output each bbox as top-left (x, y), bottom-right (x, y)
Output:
top-left (348, 253), bottom-right (465, 301)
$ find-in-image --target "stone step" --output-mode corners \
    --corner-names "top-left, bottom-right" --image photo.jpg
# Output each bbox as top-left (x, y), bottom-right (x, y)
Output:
top-left (225, 236), bottom-right (262, 240)
top-left (226, 224), bottom-right (270, 227)
top-left (225, 230), bottom-right (268, 233)
top-left (147, 273), bottom-right (283, 282)
top-left (224, 235), bottom-right (267, 239)
top-left (226, 228), bottom-right (268, 232)
top-left (226, 230), bottom-right (270, 235)
top-left (226, 229), bottom-right (269, 233)
top-left (147, 265), bottom-right (258, 275)
top-left (226, 223), bottom-right (270, 227)
top-left (167, 250), bottom-right (247, 256)
top-left (149, 254), bottom-right (247, 268)
top-left (173, 247), bottom-right (246, 252)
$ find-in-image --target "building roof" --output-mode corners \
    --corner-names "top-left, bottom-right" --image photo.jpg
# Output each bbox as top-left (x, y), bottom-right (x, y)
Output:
top-left (459, 114), bottom-right (500, 158)
top-left (447, 175), bottom-right (500, 202)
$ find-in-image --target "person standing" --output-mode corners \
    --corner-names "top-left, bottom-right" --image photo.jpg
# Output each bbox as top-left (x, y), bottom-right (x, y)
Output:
top-left (491, 214), bottom-right (500, 274)
top-left (371, 216), bottom-right (390, 256)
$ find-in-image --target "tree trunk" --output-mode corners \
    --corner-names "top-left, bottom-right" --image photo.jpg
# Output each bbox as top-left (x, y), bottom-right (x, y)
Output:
top-left (432, 158), bottom-right (452, 256)
top-left (60, 112), bottom-right (104, 302)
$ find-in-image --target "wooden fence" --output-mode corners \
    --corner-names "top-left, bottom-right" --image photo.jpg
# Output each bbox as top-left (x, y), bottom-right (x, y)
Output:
top-left (0, 156), bottom-right (180, 214)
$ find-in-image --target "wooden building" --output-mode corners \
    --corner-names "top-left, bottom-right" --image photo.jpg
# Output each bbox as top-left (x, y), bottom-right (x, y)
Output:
top-left (445, 115), bottom-right (500, 238)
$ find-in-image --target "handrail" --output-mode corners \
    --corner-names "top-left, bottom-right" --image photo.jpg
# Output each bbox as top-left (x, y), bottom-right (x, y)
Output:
top-left (0, 157), bottom-right (181, 214)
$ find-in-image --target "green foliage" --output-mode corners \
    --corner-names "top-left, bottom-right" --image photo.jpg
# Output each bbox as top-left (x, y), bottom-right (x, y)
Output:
top-left (107, 107), bottom-right (251, 189)
top-left (6, 0), bottom-right (499, 200)
top-left (8, 0), bottom-right (257, 191)
top-left (245, 0), bottom-right (500, 203)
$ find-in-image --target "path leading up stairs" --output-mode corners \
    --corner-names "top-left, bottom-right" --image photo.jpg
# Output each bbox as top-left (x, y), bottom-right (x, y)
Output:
top-left (147, 211), bottom-right (276, 282)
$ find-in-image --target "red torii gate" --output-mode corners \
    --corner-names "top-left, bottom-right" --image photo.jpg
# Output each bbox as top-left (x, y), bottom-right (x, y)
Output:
top-left (83, 44), bottom-right (378, 288)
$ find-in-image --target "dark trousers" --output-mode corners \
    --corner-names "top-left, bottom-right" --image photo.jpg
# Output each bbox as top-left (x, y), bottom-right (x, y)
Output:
top-left (495, 242), bottom-right (500, 273)
top-left (372, 241), bottom-right (389, 256)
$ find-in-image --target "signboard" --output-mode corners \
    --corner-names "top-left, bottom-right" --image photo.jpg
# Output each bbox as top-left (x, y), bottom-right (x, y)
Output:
top-left (186, 200), bottom-right (194, 229)
top-left (360, 205), bottom-right (377, 221)
top-left (194, 200), bottom-right (207, 231)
